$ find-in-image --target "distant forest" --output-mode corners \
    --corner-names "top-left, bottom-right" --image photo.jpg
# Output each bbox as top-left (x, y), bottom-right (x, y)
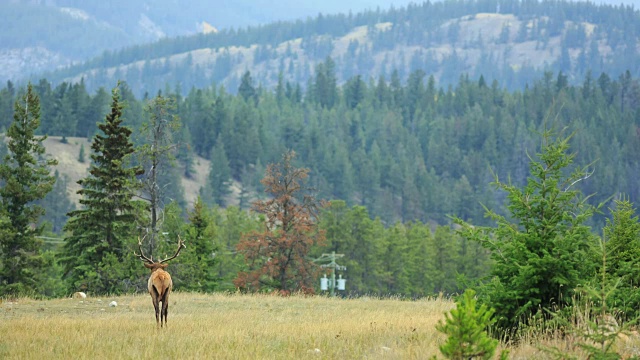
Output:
top-left (39, 0), bottom-right (640, 97)
top-left (2, 65), bottom-right (639, 230)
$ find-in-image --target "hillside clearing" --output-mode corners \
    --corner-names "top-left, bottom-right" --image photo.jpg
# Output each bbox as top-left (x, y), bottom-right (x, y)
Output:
top-left (42, 136), bottom-right (211, 208)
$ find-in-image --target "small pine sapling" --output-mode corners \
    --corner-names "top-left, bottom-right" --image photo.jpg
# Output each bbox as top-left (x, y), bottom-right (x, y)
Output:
top-left (543, 237), bottom-right (638, 360)
top-left (78, 143), bottom-right (85, 163)
top-left (435, 289), bottom-right (506, 360)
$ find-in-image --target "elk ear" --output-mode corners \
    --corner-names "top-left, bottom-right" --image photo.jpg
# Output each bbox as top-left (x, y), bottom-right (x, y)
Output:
top-left (144, 263), bottom-right (155, 269)
top-left (159, 263), bottom-right (169, 269)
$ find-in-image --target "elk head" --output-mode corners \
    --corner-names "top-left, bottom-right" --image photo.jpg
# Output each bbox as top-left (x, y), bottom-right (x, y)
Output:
top-left (134, 235), bottom-right (186, 328)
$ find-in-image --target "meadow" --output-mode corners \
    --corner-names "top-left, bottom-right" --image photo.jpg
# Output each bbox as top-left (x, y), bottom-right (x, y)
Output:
top-left (1, 292), bottom-right (639, 359)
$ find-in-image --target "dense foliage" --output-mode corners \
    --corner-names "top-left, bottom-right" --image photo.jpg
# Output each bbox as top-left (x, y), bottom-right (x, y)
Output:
top-left (2, 67), bottom-right (639, 228)
top-left (0, 84), bottom-right (57, 296)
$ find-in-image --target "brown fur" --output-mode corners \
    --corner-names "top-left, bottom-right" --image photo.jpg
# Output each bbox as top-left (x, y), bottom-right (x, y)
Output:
top-left (144, 263), bottom-right (173, 328)
top-left (136, 236), bottom-right (185, 328)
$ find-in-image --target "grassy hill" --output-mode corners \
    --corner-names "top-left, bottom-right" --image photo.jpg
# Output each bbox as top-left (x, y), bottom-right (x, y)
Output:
top-left (63, 13), bottom-right (582, 83)
top-left (43, 136), bottom-right (212, 208)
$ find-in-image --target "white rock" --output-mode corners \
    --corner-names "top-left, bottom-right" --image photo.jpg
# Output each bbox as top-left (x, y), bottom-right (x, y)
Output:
top-left (73, 292), bottom-right (87, 299)
top-left (109, 301), bottom-right (118, 307)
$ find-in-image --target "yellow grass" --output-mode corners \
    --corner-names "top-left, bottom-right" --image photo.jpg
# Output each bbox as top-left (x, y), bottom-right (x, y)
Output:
top-left (0, 292), bottom-right (453, 359)
top-left (3, 292), bottom-right (640, 359)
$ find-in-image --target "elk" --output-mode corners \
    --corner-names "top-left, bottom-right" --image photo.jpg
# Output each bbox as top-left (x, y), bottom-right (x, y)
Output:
top-left (135, 235), bottom-right (186, 328)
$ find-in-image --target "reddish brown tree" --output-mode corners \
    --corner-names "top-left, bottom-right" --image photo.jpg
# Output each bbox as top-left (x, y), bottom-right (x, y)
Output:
top-left (234, 150), bottom-right (326, 294)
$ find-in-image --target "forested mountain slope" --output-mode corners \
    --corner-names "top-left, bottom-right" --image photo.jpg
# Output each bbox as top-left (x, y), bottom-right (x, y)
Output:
top-left (0, 0), bottom-right (415, 82)
top-left (36, 0), bottom-right (640, 97)
top-left (2, 0), bottom-right (639, 230)
top-left (2, 67), bottom-right (639, 229)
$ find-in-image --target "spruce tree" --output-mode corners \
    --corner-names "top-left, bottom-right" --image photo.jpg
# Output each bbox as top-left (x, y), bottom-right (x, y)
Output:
top-left (603, 199), bottom-right (640, 320)
top-left (62, 84), bottom-right (144, 294)
top-left (0, 83), bottom-right (57, 296)
top-left (181, 197), bottom-right (218, 292)
top-left (455, 128), bottom-right (597, 333)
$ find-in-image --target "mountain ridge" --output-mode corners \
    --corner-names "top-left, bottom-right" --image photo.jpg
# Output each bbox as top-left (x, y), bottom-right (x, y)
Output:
top-left (25, 0), bottom-right (639, 98)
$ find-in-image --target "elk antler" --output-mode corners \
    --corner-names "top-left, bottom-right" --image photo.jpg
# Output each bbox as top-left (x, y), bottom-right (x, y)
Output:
top-left (134, 236), bottom-right (154, 263)
top-left (159, 235), bottom-right (186, 264)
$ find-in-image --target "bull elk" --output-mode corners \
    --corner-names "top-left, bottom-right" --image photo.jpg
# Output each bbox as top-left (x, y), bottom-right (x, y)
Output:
top-left (135, 235), bottom-right (186, 328)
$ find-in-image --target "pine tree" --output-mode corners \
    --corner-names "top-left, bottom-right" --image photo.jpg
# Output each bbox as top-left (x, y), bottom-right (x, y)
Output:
top-left (38, 170), bottom-right (75, 234)
top-left (0, 83), bottom-right (58, 296)
top-left (235, 150), bottom-right (326, 294)
top-left (238, 71), bottom-right (257, 104)
top-left (436, 289), bottom-right (501, 360)
top-left (78, 143), bottom-right (85, 163)
top-left (203, 134), bottom-right (231, 207)
top-left (62, 84), bottom-right (144, 294)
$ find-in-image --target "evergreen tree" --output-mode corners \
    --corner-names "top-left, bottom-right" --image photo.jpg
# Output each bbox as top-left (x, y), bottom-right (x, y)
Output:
top-left (431, 226), bottom-right (460, 294)
top-left (186, 88), bottom-right (215, 158)
top-left (455, 128), bottom-right (598, 333)
top-left (181, 197), bottom-right (218, 292)
top-left (0, 83), bottom-right (58, 296)
top-left (203, 134), bottom-right (232, 207)
top-left (344, 75), bottom-right (366, 109)
top-left (62, 84), bottom-right (144, 294)
top-left (436, 289), bottom-right (502, 360)
top-left (77, 86), bottom-right (109, 138)
top-left (78, 143), bottom-right (86, 163)
top-left (0, 80), bottom-right (16, 131)
top-left (603, 199), bottom-right (640, 320)
top-left (215, 206), bottom-right (260, 291)
top-left (381, 223), bottom-right (410, 294)
top-left (312, 57), bottom-right (338, 108)
top-left (38, 170), bottom-right (75, 234)
top-left (238, 71), bottom-right (257, 104)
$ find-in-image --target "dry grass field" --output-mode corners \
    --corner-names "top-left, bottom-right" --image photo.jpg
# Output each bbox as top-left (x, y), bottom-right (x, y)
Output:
top-left (2, 292), bottom-right (640, 359)
top-left (1, 293), bottom-right (453, 359)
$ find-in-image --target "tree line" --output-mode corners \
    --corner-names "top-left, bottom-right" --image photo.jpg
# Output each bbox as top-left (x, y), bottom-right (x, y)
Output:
top-left (0, 81), bottom-right (492, 299)
top-left (2, 66), bottom-right (640, 228)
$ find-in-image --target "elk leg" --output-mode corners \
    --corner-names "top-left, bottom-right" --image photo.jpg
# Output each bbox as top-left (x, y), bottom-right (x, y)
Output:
top-left (161, 292), bottom-right (169, 327)
top-left (152, 286), bottom-right (160, 327)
